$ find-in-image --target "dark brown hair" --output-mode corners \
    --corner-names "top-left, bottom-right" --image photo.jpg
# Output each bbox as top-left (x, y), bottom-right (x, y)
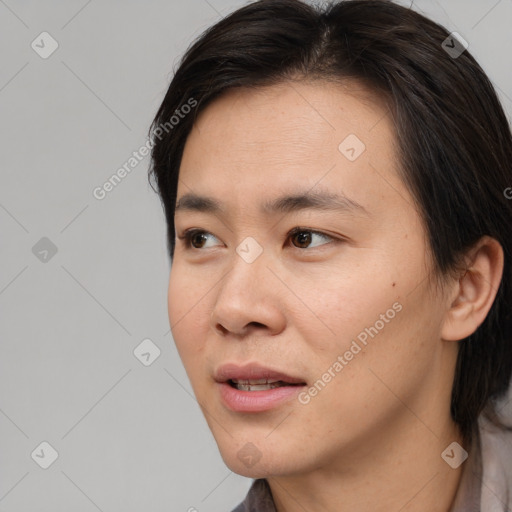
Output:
top-left (148, 0), bottom-right (512, 445)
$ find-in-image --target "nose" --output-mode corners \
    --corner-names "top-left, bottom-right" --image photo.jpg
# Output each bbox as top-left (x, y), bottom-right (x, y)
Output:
top-left (210, 250), bottom-right (286, 338)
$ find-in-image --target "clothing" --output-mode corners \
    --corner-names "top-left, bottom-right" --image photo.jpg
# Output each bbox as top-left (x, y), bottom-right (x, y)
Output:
top-left (231, 419), bottom-right (512, 511)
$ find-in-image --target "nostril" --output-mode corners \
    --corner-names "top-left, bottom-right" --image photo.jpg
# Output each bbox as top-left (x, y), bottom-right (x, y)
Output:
top-left (215, 324), bottom-right (229, 336)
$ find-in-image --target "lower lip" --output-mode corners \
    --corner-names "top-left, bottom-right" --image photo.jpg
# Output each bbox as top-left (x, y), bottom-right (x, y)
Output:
top-left (217, 382), bottom-right (306, 412)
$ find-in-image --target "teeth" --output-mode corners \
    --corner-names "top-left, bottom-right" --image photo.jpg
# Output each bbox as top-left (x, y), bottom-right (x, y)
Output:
top-left (232, 378), bottom-right (280, 385)
top-left (235, 382), bottom-right (285, 391)
top-left (230, 379), bottom-right (287, 391)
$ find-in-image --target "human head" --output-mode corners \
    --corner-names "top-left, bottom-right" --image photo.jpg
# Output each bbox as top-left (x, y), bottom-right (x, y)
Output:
top-left (149, 0), bottom-right (512, 452)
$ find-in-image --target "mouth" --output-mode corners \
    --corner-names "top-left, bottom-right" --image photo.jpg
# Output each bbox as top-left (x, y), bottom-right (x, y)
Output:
top-left (214, 363), bottom-right (307, 412)
top-left (227, 378), bottom-right (305, 392)
top-left (214, 362), bottom-right (306, 387)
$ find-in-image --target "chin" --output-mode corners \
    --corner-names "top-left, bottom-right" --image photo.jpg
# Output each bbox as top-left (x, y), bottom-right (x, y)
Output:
top-left (217, 440), bottom-right (302, 479)
top-left (225, 460), bottom-right (272, 478)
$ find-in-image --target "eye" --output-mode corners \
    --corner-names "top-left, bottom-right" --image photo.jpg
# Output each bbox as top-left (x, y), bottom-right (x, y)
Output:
top-left (177, 227), bottom-right (335, 251)
top-left (177, 229), bottom-right (221, 249)
top-left (287, 227), bottom-right (334, 249)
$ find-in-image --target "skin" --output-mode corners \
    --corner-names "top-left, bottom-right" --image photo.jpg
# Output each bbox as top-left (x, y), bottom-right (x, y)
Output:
top-left (168, 80), bottom-right (504, 512)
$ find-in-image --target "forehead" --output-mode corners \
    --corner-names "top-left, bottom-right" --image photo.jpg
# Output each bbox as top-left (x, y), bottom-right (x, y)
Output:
top-left (177, 80), bottom-right (402, 217)
top-left (187, 80), bottom-right (388, 153)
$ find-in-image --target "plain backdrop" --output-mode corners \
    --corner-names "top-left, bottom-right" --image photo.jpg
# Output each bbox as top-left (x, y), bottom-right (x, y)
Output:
top-left (1, 0), bottom-right (511, 510)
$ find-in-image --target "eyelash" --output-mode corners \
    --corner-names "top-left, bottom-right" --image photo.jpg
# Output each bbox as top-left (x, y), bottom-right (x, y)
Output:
top-left (177, 227), bottom-right (337, 251)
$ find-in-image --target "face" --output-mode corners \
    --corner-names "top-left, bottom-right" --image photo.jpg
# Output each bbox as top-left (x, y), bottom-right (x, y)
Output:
top-left (168, 81), bottom-right (457, 478)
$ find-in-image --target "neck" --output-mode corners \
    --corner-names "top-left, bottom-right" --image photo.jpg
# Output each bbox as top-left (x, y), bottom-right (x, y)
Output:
top-left (267, 413), bottom-right (465, 512)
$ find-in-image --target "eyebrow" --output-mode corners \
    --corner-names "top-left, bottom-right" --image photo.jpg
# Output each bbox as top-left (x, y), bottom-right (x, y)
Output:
top-left (175, 189), bottom-right (370, 217)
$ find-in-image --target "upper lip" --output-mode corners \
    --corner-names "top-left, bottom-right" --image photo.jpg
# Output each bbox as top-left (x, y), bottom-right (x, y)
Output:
top-left (214, 363), bottom-right (306, 384)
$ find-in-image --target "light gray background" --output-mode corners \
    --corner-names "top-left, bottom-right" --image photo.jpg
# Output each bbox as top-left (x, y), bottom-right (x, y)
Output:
top-left (1, 0), bottom-right (511, 511)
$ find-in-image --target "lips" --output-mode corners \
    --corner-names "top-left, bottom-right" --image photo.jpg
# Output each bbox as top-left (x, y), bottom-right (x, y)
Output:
top-left (214, 363), bottom-right (307, 412)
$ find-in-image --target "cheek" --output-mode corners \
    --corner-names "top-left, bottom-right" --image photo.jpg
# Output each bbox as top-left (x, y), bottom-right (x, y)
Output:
top-left (167, 264), bottom-right (209, 359)
top-left (291, 261), bottom-right (437, 409)
top-left (297, 305), bottom-right (434, 447)
top-left (167, 273), bottom-right (182, 332)
top-left (283, 262), bottom-right (401, 355)
top-left (168, 261), bottom-right (204, 326)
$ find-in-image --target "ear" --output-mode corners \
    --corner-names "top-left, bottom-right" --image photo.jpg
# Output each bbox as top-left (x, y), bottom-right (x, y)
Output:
top-left (441, 236), bottom-right (504, 341)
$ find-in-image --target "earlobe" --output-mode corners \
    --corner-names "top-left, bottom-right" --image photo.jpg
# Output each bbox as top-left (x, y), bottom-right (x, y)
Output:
top-left (441, 236), bottom-right (504, 342)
